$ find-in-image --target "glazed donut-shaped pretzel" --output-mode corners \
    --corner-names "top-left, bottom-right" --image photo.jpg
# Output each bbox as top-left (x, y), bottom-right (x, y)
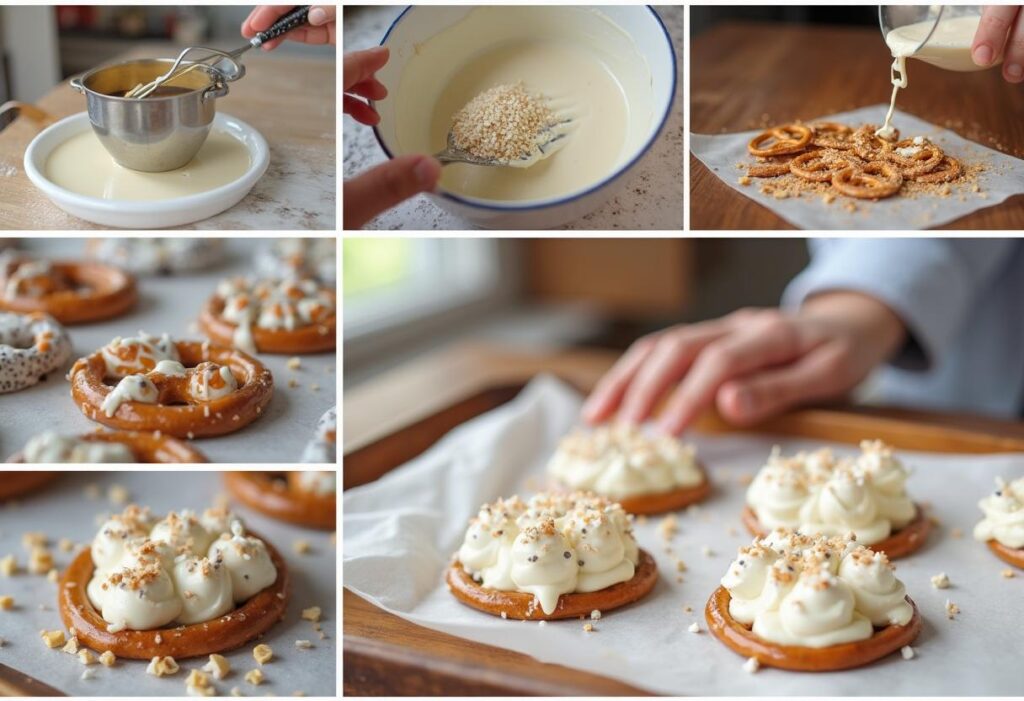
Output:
top-left (748, 124), bottom-right (812, 157)
top-left (224, 472), bottom-right (336, 530)
top-left (199, 279), bottom-right (336, 355)
top-left (6, 430), bottom-right (207, 464)
top-left (70, 340), bottom-right (273, 438)
top-left (59, 531), bottom-right (289, 659)
top-left (0, 311), bottom-right (72, 394)
top-left (0, 257), bottom-right (136, 324)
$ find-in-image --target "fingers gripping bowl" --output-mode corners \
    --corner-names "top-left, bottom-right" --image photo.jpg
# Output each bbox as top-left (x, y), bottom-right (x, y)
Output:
top-left (372, 6), bottom-right (676, 229)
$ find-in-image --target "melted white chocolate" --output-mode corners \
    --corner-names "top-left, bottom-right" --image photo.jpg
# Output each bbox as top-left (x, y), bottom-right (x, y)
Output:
top-left (45, 130), bottom-right (251, 201)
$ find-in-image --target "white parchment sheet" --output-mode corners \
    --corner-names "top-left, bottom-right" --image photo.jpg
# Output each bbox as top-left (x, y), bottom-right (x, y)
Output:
top-left (344, 375), bottom-right (1024, 696)
top-left (690, 104), bottom-right (1024, 230)
top-left (0, 471), bottom-right (337, 697)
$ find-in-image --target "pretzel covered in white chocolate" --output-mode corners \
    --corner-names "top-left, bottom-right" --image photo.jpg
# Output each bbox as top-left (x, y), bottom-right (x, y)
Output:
top-left (0, 254), bottom-right (136, 324)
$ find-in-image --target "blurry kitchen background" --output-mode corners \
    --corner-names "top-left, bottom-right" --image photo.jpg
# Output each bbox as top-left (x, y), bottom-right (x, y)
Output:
top-left (0, 5), bottom-right (330, 109)
top-left (344, 239), bottom-right (810, 387)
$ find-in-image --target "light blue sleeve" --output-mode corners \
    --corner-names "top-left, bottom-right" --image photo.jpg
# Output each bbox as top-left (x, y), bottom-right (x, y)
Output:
top-left (782, 239), bottom-right (1017, 370)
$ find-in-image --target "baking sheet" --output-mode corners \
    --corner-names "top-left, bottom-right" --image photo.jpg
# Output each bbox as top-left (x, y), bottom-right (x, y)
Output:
top-left (0, 470), bottom-right (336, 697)
top-left (0, 238), bottom-right (337, 463)
top-left (690, 104), bottom-right (1024, 230)
top-left (343, 375), bottom-right (1024, 696)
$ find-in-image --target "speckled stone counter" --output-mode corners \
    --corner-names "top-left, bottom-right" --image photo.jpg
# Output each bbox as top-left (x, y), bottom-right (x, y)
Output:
top-left (342, 5), bottom-right (684, 230)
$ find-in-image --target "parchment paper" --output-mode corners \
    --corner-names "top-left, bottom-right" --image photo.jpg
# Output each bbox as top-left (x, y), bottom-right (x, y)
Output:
top-left (0, 238), bottom-right (337, 463)
top-left (690, 104), bottom-right (1024, 230)
top-left (344, 375), bottom-right (1024, 696)
top-left (0, 471), bottom-right (336, 697)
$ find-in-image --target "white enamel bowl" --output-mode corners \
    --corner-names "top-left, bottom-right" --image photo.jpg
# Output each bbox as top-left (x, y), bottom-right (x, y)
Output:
top-left (24, 112), bottom-right (269, 229)
top-left (372, 5), bottom-right (677, 230)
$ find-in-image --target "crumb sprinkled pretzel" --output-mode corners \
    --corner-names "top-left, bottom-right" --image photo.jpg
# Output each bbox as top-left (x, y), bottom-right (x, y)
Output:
top-left (69, 334), bottom-right (273, 438)
top-left (886, 138), bottom-right (945, 178)
top-left (748, 125), bottom-right (813, 157)
top-left (810, 122), bottom-right (855, 150)
top-left (789, 150), bottom-right (863, 183)
top-left (911, 155), bottom-right (962, 183)
top-left (831, 161), bottom-right (903, 200)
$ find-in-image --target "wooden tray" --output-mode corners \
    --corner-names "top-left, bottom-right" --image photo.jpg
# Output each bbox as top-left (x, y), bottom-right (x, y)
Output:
top-left (344, 378), bottom-right (1024, 696)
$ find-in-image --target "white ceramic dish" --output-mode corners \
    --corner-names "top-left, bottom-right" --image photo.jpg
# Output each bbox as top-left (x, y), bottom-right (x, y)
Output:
top-left (372, 5), bottom-right (677, 230)
top-left (23, 112), bottom-right (269, 229)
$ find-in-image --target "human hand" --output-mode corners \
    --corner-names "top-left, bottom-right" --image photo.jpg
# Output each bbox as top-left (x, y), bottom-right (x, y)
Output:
top-left (581, 292), bottom-right (907, 434)
top-left (242, 5), bottom-right (336, 49)
top-left (343, 46), bottom-right (441, 228)
top-left (972, 6), bottom-right (1023, 83)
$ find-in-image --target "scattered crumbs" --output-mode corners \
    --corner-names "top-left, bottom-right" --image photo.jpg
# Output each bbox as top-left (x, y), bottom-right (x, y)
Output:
top-left (683, 605), bottom-right (693, 614)
top-left (293, 540), bottom-right (312, 555)
top-left (930, 572), bottom-right (950, 589)
top-left (901, 645), bottom-right (915, 660)
top-left (294, 640), bottom-right (313, 650)
top-left (945, 599), bottom-right (960, 619)
top-left (743, 657), bottom-right (760, 674)
top-left (738, 175), bottom-right (751, 186)
top-left (286, 357), bottom-right (302, 370)
top-left (675, 559), bottom-right (687, 573)
top-left (107, 484), bottom-right (129, 505)
top-left (590, 610), bottom-right (601, 620)
top-left (81, 668), bottom-right (96, 681)
top-left (538, 620), bottom-right (546, 627)
top-left (0, 595), bottom-right (13, 610)
top-left (583, 623), bottom-right (594, 633)
top-left (701, 546), bottom-right (714, 558)
top-left (687, 622), bottom-right (700, 634)
top-left (301, 606), bottom-right (322, 622)
top-left (99, 650), bottom-right (116, 667)
top-left (657, 514), bottom-right (679, 540)
top-left (1001, 569), bottom-right (1015, 579)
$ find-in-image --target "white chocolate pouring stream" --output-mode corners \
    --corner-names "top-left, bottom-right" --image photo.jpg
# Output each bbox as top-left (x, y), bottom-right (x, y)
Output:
top-left (877, 15), bottom-right (997, 140)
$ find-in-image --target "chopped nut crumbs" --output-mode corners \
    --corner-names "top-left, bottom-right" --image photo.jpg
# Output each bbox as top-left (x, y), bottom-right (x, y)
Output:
top-left (294, 640), bottom-right (314, 650)
top-left (675, 559), bottom-right (688, 573)
top-left (41, 629), bottom-right (66, 648)
top-left (253, 644), bottom-right (273, 665)
top-left (28, 547), bottom-right (53, 575)
top-left (108, 484), bottom-right (130, 505)
top-left (901, 645), bottom-right (915, 660)
top-left (22, 532), bottom-right (47, 549)
top-left (230, 687), bottom-right (242, 697)
top-left (99, 650), bottom-right (116, 667)
top-left (930, 572), bottom-right (950, 589)
top-left (293, 540), bottom-right (312, 555)
top-left (47, 569), bottom-right (59, 583)
top-left (301, 606), bottom-right (322, 622)
top-left (0, 595), bottom-right (13, 610)
top-left (0, 554), bottom-right (17, 576)
top-left (945, 599), bottom-right (960, 619)
top-left (590, 610), bottom-right (601, 620)
top-left (81, 668), bottom-right (96, 681)
top-left (186, 669), bottom-right (215, 697)
top-left (1002, 569), bottom-right (1016, 579)
top-left (79, 649), bottom-right (97, 665)
top-left (245, 668), bottom-right (265, 686)
top-left (451, 82), bottom-right (556, 163)
top-left (62, 636), bottom-right (80, 654)
top-left (583, 623), bottom-right (594, 633)
top-left (147, 656), bottom-right (180, 677)
top-left (738, 175), bottom-right (751, 186)
top-left (286, 357), bottom-right (302, 370)
top-left (203, 654), bottom-right (231, 680)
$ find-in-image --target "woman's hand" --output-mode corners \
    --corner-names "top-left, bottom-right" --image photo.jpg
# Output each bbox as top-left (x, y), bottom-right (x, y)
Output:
top-left (972, 6), bottom-right (1023, 83)
top-left (343, 47), bottom-right (441, 228)
top-left (242, 5), bottom-right (336, 49)
top-left (582, 291), bottom-right (907, 434)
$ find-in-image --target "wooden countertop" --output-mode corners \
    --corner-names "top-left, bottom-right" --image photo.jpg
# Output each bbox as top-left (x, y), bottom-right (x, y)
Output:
top-left (689, 22), bottom-right (1024, 230)
top-left (0, 43), bottom-right (336, 230)
top-left (344, 343), bottom-right (1024, 695)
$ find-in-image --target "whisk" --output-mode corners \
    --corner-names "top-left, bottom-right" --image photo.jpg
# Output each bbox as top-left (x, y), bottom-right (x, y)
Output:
top-left (125, 5), bottom-right (310, 99)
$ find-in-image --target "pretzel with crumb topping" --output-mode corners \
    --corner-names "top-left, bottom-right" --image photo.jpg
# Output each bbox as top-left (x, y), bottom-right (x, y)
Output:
top-left (831, 162), bottom-right (903, 200)
top-left (69, 340), bottom-right (273, 438)
top-left (748, 125), bottom-right (813, 157)
top-left (0, 257), bottom-right (136, 324)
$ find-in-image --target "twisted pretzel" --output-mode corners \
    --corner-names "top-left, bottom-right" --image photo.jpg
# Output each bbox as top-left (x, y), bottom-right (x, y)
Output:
top-left (852, 125), bottom-right (898, 161)
top-left (911, 155), bottom-right (962, 183)
top-left (0, 258), bottom-right (136, 324)
top-left (832, 161), bottom-right (903, 200)
top-left (886, 139), bottom-right (944, 178)
top-left (69, 340), bottom-right (273, 438)
top-left (810, 122), bottom-right (854, 150)
top-left (789, 150), bottom-right (863, 183)
top-left (748, 124), bottom-right (812, 157)
top-left (747, 157), bottom-right (795, 178)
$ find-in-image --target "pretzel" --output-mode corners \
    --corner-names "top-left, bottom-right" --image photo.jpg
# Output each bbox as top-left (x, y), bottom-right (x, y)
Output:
top-left (0, 256), bottom-right (136, 324)
top-left (705, 586), bottom-right (921, 671)
top-left (852, 125), bottom-right (898, 161)
top-left (0, 311), bottom-right (72, 394)
top-left (0, 472), bottom-right (55, 500)
top-left (748, 125), bottom-right (812, 157)
top-left (224, 472), bottom-right (336, 530)
top-left (911, 155), bottom-right (962, 183)
top-left (446, 549), bottom-right (657, 620)
top-left (789, 149), bottom-right (863, 183)
top-left (69, 334), bottom-right (273, 438)
top-left (6, 430), bottom-right (207, 464)
top-left (199, 278), bottom-right (336, 355)
top-left (810, 122), bottom-right (854, 150)
top-left (740, 504), bottom-right (931, 559)
top-left (831, 162), bottom-right (903, 200)
top-left (985, 539), bottom-right (1024, 570)
top-left (59, 532), bottom-right (289, 659)
top-left (747, 158), bottom-right (795, 178)
top-left (886, 138), bottom-right (945, 178)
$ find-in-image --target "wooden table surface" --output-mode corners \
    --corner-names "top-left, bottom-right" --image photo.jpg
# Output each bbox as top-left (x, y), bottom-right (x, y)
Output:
top-left (689, 22), bottom-right (1024, 230)
top-left (0, 43), bottom-right (336, 230)
top-left (343, 343), bottom-right (1024, 696)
